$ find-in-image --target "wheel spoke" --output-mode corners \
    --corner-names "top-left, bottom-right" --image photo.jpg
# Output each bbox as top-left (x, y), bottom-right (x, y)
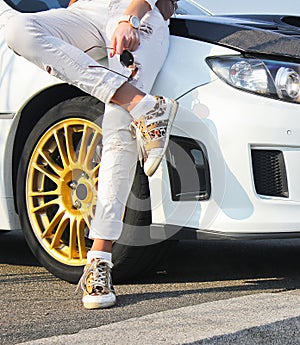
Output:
top-left (54, 131), bottom-right (69, 169)
top-left (81, 211), bottom-right (91, 230)
top-left (85, 131), bottom-right (102, 169)
top-left (28, 190), bottom-right (60, 197)
top-left (69, 216), bottom-right (77, 260)
top-left (39, 149), bottom-right (63, 176)
top-left (32, 197), bottom-right (61, 213)
top-left (77, 125), bottom-right (90, 166)
top-left (41, 208), bottom-right (66, 239)
top-left (33, 163), bottom-right (60, 185)
top-left (91, 164), bottom-right (100, 180)
top-left (64, 124), bottom-right (77, 165)
top-left (77, 219), bottom-right (87, 260)
top-left (50, 215), bottom-right (69, 249)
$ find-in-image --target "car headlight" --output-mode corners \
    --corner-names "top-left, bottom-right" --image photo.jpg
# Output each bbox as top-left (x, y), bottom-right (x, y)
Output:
top-left (206, 55), bottom-right (300, 103)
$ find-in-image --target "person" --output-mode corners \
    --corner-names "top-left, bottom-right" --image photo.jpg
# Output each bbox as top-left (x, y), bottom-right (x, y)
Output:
top-left (3, 0), bottom-right (178, 309)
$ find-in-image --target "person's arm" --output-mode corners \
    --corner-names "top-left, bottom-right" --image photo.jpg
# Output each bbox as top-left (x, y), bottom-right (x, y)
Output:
top-left (124, 0), bottom-right (152, 18)
top-left (110, 0), bottom-right (151, 57)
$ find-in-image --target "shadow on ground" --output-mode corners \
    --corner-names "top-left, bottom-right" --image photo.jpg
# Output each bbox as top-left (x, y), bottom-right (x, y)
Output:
top-left (127, 238), bottom-right (300, 291)
top-left (1, 230), bottom-right (300, 291)
top-left (0, 229), bottom-right (40, 266)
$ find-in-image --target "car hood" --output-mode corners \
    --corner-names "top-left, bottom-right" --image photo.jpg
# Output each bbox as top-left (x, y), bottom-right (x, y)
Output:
top-left (170, 14), bottom-right (300, 60)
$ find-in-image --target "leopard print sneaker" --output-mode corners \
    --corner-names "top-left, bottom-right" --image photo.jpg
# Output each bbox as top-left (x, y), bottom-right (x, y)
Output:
top-left (130, 96), bottom-right (178, 177)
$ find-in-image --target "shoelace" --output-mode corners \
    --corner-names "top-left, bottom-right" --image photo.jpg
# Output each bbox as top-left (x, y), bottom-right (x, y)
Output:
top-left (76, 259), bottom-right (113, 294)
top-left (129, 121), bottom-right (146, 166)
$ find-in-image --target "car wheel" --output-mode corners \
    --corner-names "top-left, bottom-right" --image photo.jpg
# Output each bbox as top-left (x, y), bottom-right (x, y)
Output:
top-left (16, 96), bottom-right (103, 283)
top-left (16, 95), bottom-right (170, 283)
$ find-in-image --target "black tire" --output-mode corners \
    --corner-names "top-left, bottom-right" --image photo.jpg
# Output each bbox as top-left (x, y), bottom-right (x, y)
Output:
top-left (16, 95), bottom-right (171, 284)
top-left (112, 163), bottom-right (171, 283)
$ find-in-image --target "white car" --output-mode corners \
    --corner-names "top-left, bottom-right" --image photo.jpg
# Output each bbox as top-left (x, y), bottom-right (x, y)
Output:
top-left (1, 0), bottom-right (300, 283)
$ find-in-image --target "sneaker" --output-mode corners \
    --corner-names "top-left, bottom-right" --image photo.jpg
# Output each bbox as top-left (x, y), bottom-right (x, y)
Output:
top-left (130, 96), bottom-right (178, 177)
top-left (78, 258), bottom-right (116, 309)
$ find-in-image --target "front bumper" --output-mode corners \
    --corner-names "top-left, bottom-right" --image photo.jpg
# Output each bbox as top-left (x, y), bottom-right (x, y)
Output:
top-left (149, 78), bottom-right (300, 237)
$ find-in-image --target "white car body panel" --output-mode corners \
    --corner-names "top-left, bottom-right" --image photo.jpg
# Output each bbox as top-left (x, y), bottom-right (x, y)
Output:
top-left (0, 33), bottom-right (61, 230)
top-left (0, 47), bottom-right (59, 112)
top-left (149, 36), bottom-right (300, 235)
top-left (151, 77), bottom-right (300, 235)
top-left (0, 118), bottom-right (19, 229)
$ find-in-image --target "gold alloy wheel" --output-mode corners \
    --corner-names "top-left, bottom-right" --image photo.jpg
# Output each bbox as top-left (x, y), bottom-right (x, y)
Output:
top-left (26, 118), bottom-right (102, 266)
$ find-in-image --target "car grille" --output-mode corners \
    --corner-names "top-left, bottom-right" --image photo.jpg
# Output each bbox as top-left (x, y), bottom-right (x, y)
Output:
top-left (251, 149), bottom-right (289, 198)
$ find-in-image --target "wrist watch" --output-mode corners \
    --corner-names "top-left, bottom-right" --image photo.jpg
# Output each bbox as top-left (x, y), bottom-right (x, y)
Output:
top-left (118, 15), bottom-right (141, 29)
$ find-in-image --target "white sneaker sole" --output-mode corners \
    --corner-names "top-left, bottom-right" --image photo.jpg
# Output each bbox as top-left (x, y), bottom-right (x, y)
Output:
top-left (82, 294), bottom-right (116, 310)
top-left (144, 99), bottom-right (178, 177)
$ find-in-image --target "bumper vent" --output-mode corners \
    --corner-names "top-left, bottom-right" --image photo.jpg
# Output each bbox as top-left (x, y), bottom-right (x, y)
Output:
top-left (166, 136), bottom-right (210, 201)
top-left (251, 149), bottom-right (288, 198)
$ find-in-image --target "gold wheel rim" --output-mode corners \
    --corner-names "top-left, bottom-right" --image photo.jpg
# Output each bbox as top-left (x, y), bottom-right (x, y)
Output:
top-left (26, 118), bottom-right (102, 266)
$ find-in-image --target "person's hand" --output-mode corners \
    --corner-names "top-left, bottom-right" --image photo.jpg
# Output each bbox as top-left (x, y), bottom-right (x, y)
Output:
top-left (110, 22), bottom-right (140, 57)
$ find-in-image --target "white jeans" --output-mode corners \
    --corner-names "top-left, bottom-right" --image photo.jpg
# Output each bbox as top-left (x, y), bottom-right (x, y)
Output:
top-left (4, 0), bottom-right (169, 240)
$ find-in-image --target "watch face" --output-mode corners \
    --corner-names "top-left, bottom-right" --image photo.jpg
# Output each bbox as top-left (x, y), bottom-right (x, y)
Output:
top-left (130, 16), bottom-right (140, 29)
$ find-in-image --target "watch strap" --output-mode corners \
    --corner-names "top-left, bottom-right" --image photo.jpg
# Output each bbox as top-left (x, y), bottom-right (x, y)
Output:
top-left (118, 15), bottom-right (140, 29)
top-left (118, 15), bottom-right (131, 25)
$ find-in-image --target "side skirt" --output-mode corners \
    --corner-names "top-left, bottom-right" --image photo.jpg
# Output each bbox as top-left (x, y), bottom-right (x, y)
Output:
top-left (150, 224), bottom-right (300, 241)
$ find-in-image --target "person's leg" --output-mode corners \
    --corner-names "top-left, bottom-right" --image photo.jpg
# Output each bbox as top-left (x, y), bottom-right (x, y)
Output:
top-left (3, 4), bottom-right (142, 105)
top-left (81, 6), bottom-right (174, 309)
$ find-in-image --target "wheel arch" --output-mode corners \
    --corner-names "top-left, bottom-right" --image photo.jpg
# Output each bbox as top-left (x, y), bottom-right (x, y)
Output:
top-left (12, 83), bottom-right (86, 213)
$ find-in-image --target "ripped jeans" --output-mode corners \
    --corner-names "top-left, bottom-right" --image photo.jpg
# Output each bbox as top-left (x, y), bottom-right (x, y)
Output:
top-left (4, 0), bottom-right (169, 240)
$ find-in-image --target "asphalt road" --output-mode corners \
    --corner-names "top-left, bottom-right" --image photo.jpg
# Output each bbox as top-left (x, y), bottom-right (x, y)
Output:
top-left (1, 230), bottom-right (300, 345)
